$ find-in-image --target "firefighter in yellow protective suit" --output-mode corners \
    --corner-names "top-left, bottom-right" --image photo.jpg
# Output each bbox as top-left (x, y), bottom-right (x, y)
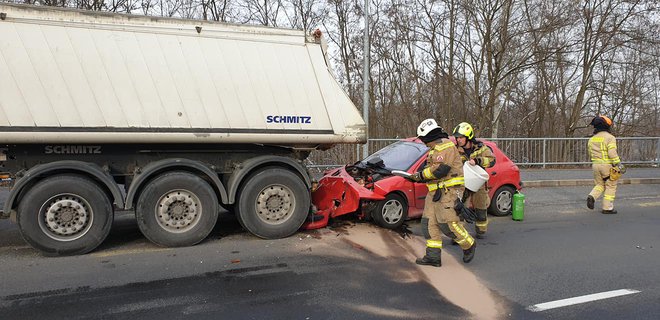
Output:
top-left (408, 119), bottom-right (476, 267)
top-left (453, 122), bottom-right (495, 238)
top-left (587, 115), bottom-right (625, 214)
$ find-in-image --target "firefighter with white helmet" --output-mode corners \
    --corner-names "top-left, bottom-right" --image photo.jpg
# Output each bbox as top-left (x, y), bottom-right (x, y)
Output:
top-left (587, 115), bottom-right (624, 214)
top-left (408, 119), bottom-right (476, 267)
top-left (453, 122), bottom-right (495, 238)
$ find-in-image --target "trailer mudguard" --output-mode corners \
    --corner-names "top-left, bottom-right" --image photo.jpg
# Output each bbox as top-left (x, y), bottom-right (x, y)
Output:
top-left (3, 160), bottom-right (125, 214)
top-left (226, 155), bottom-right (312, 204)
top-left (124, 158), bottom-right (228, 210)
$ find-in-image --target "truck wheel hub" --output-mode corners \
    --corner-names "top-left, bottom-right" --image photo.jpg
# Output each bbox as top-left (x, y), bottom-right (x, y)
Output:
top-left (157, 190), bottom-right (201, 233)
top-left (40, 195), bottom-right (92, 240)
top-left (256, 185), bottom-right (295, 225)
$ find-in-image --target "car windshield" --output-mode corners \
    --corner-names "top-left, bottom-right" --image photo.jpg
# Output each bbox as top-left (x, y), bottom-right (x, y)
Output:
top-left (363, 141), bottom-right (429, 170)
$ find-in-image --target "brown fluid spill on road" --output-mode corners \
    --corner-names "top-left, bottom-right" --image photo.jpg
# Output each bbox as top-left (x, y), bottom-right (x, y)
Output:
top-left (340, 223), bottom-right (506, 320)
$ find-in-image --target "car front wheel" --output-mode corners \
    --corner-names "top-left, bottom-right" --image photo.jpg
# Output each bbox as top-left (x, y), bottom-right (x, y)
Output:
top-left (488, 185), bottom-right (515, 216)
top-left (371, 194), bottom-right (408, 229)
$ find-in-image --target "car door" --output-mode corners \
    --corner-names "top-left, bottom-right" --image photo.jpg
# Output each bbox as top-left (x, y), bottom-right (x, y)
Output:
top-left (411, 156), bottom-right (429, 210)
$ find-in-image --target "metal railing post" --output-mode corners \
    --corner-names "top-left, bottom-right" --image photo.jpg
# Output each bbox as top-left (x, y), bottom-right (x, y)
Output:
top-left (657, 138), bottom-right (660, 166)
top-left (542, 138), bottom-right (546, 169)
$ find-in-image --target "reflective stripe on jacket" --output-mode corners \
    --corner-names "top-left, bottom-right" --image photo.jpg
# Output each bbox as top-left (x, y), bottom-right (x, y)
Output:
top-left (421, 138), bottom-right (464, 191)
top-left (458, 141), bottom-right (496, 168)
top-left (421, 142), bottom-right (455, 179)
top-left (427, 177), bottom-right (465, 191)
top-left (589, 131), bottom-right (620, 164)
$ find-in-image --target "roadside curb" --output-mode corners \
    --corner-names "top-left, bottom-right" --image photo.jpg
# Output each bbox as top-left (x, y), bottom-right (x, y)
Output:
top-left (523, 178), bottom-right (660, 188)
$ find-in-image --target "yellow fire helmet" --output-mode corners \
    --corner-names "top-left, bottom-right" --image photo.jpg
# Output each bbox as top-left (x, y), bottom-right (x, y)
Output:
top-left (453, 122), bottom-right (475, 140)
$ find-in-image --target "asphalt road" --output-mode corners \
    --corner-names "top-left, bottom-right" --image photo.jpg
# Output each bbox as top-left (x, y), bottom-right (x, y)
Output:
top-left (0, 212), bottom-right (482, 320)
top-left (0, 182), bottom-right (659, 319)
top-left (459, 184), bottom-right (660, 319)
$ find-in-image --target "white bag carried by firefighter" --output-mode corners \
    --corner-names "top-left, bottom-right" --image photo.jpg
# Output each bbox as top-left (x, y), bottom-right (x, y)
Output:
top-left (463, 162), bottom-right (489, 192)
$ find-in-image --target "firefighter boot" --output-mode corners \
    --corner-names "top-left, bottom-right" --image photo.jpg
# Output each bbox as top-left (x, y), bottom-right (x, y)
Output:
top-left (462, 242), bottom-right (476, 263)
top-left (416, 247), bottom-right (441, 267)
top-left (475, 209), bottom-right (488, 239)
top-left (587, 195), bottom-right (595, 210)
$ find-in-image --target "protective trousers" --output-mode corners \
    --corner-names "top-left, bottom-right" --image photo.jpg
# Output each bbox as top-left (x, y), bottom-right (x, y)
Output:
top-left (423, 187), bottom-right (475, 251)
top-left (466, 187), bottom-right (489, 234)
top-left (589, 163), bottom-right (617, 210)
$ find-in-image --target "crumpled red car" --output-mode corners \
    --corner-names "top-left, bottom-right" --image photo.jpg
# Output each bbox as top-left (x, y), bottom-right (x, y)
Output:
top-left (304, 138), bottom-right (521, 230)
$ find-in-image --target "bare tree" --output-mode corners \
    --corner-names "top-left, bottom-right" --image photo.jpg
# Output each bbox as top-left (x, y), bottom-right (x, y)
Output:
top-left (280, 0), bottom-right (323, 32)
top-left (233, 0), bottom-right (283, 25)
top-left (321, 0), bottom-right (362, 99)
top-left (564, 0), bottom-right (648, 135)
top-left (200, 0), bottom-right (227, 21)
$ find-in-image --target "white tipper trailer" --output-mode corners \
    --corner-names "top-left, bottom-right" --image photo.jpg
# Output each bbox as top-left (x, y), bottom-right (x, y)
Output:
top-left (0, 3), bottom-right (366, 255)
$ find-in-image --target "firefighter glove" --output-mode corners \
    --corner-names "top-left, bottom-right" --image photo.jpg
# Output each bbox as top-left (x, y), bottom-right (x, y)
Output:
top-left (432, 190), bottom-right (442, 202)
top-left (454, 198), bottom-right (477, 223)
top-left (616, 163), bottom-right (626, 174)
top-left (408, 172), bottom-right (423, 182)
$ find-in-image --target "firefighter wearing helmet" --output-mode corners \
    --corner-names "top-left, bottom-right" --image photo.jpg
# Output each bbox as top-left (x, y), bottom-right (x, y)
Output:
top-left (407, 119), bottom-right (476, 267)
top-left (453, 122), bottom-right (496, 238)
top-left (587, 115), bottom-right (625, 214)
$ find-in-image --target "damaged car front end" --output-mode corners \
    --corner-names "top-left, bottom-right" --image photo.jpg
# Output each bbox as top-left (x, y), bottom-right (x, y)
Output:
top-left (304, 141), bottom-right (430, 230)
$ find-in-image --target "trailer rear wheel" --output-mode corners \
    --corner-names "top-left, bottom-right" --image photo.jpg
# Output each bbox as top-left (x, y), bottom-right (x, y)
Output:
top-left (17, 175), bottom-right (113, 256)
top-left (136, 172), bottom-right (219, 247)
top-left (237, 168), bottom-right (309, 239)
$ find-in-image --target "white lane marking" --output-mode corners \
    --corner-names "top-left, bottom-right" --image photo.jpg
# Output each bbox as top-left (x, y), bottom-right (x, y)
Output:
top-left (527, 289), bottom-right (641, 312)
top-left (638, 201), bottom-right (660, 207)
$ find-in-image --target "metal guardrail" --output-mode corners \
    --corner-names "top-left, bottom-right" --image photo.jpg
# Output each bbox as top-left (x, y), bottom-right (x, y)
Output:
top-left (307, 137), bottom-right (660, 171)
top-left (489, 137), bottom-right (660, 168)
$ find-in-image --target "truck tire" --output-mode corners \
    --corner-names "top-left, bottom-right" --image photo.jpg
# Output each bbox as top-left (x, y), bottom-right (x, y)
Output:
top-left (237, 168), bottom-right (309, 239)
top-left (136, 171), bottom-right (219, 247)
top-left (488, 185), bottom-right (515, 216)
top-left (17, 175), bottom-right (113, 256)
top-left (371, 193), bottom-right (408, 229)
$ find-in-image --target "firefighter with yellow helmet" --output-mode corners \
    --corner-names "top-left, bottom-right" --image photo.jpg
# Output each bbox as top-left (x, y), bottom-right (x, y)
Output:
top-left (453, 122), bottom-right (495, 238)
top-left (587, 115), bottom-right (625, 214)
top-left (407, 119), bottom-right (476, 267)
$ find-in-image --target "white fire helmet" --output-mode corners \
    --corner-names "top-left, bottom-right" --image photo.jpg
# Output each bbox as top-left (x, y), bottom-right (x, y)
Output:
top-left (417, 118), bottom-right (440, 137)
